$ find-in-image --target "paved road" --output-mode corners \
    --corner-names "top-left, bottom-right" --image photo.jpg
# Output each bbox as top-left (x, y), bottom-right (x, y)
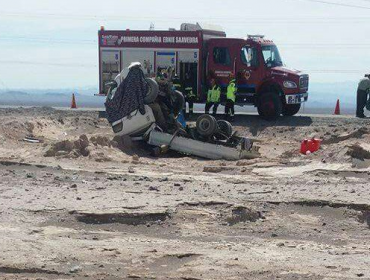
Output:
top-left (0, 104), bottom-right (361, 119)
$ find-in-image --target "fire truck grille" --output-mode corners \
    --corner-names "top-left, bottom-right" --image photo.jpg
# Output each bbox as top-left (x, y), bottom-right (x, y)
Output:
top-left (299, 75), bottom-right (309, 91)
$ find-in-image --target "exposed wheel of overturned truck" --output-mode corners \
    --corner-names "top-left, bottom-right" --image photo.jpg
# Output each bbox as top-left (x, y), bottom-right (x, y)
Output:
top-left (144, 78), bottom-right (159, 104)
top-left (257, 92), bottom-right (283, 121)
top-left (216, 120), bottom-right (233, 140)
top-left (172, 90), bottom-right (185, 116)
top-left (196, 115), bottom-right (218, 137)
top-left (282, 103), bottom-right (301, 116)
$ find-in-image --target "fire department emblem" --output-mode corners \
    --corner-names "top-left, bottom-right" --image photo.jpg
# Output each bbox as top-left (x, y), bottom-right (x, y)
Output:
top-left (244, 70), bottom-right (251, 80)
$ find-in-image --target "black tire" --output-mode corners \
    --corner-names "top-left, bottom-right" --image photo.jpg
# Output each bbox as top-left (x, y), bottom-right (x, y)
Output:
top-left (216, 120), bottom-right (233, 140)
top-left (196, 114), bottom-right (217, 137)
top-left (144, 78), bottom-right (159, 104)
top-left (257, 92), bottom-right (283, 120)
top-left (172, 90), bottom-right (185, 116)
top-left (282, 104), bottom-right (301, 116)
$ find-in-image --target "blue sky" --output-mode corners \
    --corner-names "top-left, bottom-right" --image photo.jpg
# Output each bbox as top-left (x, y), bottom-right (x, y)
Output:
top-left (0, 0), bottom-right (369, 90)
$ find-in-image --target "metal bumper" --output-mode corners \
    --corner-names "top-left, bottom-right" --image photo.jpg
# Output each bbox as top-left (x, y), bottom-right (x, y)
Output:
top-left (285, 92), bottom-right (309, 105)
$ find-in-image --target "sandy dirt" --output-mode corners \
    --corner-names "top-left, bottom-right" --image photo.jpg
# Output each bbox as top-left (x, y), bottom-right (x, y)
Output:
top-left (0, 107), bottom-right (370, 280)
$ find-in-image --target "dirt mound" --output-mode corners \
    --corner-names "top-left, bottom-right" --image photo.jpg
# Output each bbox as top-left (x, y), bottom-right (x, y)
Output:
top-left (347, 144), bottom-right (370, 161)
top-left (43, 132), bottom-right (149, 161)
top-left (89, 151), bottom-right (113, 162)
top-left (225, 206), bottom-right (263, 225)
top-left (0, 120), bottom-right (35, 140)
top-left (44, 135), bottom-right (90, 158)
top-left (323, 127), bottom-right (369, 145)
top-left (90, 136), bottom-right (112, 147)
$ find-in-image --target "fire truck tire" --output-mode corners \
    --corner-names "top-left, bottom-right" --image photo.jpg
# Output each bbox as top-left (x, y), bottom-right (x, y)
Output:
top-left (282, 104), bottom-right (301, 116)
top-left (216, 120), bottom-right (233, 139)
top-left (144, 78), bottom-right (159, 104)
top-left (196, 114), bottom-right (217, 137)
top-left (257, 92), bottom-right (283, 120)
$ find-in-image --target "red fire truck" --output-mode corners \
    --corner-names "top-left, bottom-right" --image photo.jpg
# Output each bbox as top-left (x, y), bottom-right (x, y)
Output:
top-left (98, 23), bottom-right (309, 119)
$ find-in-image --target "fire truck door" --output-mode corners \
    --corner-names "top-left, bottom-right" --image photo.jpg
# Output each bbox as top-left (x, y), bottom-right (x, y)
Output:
top-left (237, 45), bottom-right (259, 102)
top-left (210, 46), bottom-right (234, 91)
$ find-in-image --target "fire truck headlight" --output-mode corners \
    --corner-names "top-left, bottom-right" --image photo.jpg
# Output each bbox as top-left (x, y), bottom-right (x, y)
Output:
top-left (283, 81), bottom-right (298, 89)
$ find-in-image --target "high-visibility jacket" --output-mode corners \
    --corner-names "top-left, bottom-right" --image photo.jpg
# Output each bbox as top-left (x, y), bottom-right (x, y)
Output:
top-left (184, 79), bottom-right (196, 99)
top-left (207, 85), bottom-right (221, 103)
top-left (186, 88), bottom-right (196, 99)
top-left (172, 76), bottom-right (182, 91)
top-left (227, 79), bottom-right (237, 102)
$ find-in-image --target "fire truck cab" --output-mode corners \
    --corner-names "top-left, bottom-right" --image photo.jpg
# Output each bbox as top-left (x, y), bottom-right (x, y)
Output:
top-left (98, 23), bottom-right (309, 119)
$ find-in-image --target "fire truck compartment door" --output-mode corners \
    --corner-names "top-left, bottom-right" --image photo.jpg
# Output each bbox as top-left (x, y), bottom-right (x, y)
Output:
top-left (122, 49), bottom-right (154, 76)
top-left (101, 50), bottom-right (121, 94)
top-left (156, 52), bottom-right (176, 68)
top-left (178, 50), bottom-right (199, 63)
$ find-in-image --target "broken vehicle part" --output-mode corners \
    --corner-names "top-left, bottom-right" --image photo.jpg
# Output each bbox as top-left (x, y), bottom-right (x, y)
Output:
top-left (105, 64), bottom-right (148, 124)
top-left (216, 120), bottom-right (233, 140)
top-left (144, 78), bottom-right (159, 104)
top-left (111, 105), bottom-right (156, 137)
top-left (147, 129), bottom-right (259, 160)
top-left (107, 62), bottom-right (260, 160)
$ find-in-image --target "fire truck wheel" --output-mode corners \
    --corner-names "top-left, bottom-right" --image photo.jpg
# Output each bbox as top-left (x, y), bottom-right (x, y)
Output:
top-left (144, 78), bottom-right (159, 104)
top-left (282, 104), bottom-right (301, 116)
top-left (257, 92), bottom-right (283, 120)
top-left (196, 114), bottom-right (217, 137)
top-left (216, 120), bottom-right (233, 140)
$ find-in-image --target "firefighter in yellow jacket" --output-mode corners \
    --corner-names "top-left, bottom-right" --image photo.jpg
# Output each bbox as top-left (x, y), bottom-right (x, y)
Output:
top-left (205, 79), bottom-right (221, 116)
top-left (225, 73), bottom-right (237, 121)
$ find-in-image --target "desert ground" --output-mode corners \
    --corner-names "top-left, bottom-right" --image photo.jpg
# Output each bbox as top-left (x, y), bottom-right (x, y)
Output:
top-left (0, 107), bottom-right (370, 280)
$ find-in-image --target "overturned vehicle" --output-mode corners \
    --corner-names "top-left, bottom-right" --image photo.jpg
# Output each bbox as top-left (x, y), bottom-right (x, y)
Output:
top-left (105, 63), bottom-right (260, 160)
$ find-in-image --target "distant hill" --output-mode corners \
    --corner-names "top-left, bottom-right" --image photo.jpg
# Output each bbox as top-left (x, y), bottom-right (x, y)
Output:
top-left (0, 82), bottom-right (360, 111)
top-left (0, 89), bottom-right (104, 108)
top-left (0, 90), bottom-right (30, 96)
top-left (309, 81), bottom-right (358, 109)
top-left (0, 87), bottom-right (98, 97)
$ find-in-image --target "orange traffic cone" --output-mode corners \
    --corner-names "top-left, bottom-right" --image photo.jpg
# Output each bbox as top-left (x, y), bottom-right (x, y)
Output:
top-left (334, 99), bottom-right (340, 115)
top-left (71, 93), bottom-right (77, 109)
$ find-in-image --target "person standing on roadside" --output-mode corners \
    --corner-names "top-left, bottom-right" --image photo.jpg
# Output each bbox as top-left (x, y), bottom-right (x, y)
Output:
top-left (225, 73), bottom-right (237, 122)
top-left (356, 74), bottom-right (370, 118)
top-left (205, 79), bottom-right (221, 116)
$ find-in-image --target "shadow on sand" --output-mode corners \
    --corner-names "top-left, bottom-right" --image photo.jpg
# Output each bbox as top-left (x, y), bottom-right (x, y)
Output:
top-left (188, 114), bottom-right (314, 137)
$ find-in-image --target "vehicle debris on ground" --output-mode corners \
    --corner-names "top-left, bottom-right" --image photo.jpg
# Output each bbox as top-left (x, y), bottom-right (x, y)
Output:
top-left (105, 62), bottom-right (260, 160)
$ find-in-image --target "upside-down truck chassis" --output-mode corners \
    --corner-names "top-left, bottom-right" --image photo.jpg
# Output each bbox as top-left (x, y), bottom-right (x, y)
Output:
top-left (98, 23), bottom-right (309, 120)
top-left (106, 62), bottom-right (260, 161)
top-left (112, 106), bottom-right (260, 161)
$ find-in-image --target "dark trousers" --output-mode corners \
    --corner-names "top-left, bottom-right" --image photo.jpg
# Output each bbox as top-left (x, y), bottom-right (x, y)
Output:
top-left (185, 92), bottom-right (196, 116)
top-left (225, 99), bottom-right (235, 118)
top-left (205, 102), bottom-right (219, 115)
top-left (357, 89), bottom-right (368, 116)
top-left (187, 100), bottom-right (194, 115)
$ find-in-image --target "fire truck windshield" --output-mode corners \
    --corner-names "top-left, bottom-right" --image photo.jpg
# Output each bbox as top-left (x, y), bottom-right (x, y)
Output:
top-left (262, 45), bottom-right (283, 68)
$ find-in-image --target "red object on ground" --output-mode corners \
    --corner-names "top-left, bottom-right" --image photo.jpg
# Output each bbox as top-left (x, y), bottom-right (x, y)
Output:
top-left (71, 94), bottom-right (77, 109)
top-left (300, 139), bottom-right (321, 155)
top-left (334, 99), bottom-right (340, 115)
